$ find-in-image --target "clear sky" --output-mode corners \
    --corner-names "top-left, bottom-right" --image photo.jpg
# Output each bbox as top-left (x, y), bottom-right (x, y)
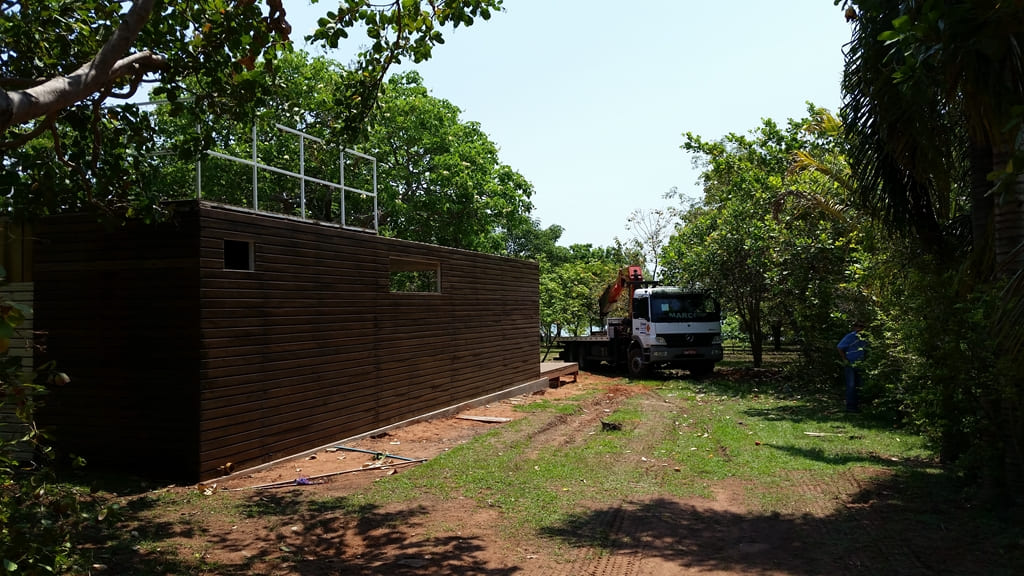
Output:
top-left (289, 1), bottom-right (854, 248)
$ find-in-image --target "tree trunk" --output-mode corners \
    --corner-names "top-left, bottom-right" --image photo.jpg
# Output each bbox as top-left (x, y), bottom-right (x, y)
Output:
top-left (968, 140), bottom-right (995, 266)
top-left (771, 323), bottom-right (783, 352)
top-left (994, 169), bottom-right (1024, 274)
top-left (987, 143), bottom-right (1024, 499)
top-left (743, 298), bottom-right (764, 368)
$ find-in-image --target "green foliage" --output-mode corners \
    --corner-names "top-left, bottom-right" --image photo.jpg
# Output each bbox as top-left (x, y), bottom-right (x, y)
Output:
top-left (664, 108), bottom-right (875, 372)
top-left (389, 270), bottom-right (439, 293)
top-left (663, 118), bottom-right (799, 367)
top-left (2, 0), bottom-right (504, 223)
top-left (868, 253), bottom-right (1006, 472)
top-left (521, 226), bottom-right (637, 351)
top-left (841, 0), bottom-right (1024, 490)
top-left (0, 473), bottom-right (114, 575)
top-left (140, 56), bottom-right (536, 252)
top-left (366, 71), bottom-right (534, 251)
top-left (305, 0), bottom-right (504, 146)
top-left (142, 50), bottom-right (387, 222)
top-left (540, 260), bottom-right (616, 338)
top-left (2, 272), bottom-right (104, 574)
top-left (2, 0), bottom-right (289, 219)
top-left (503, 218), bottom-right (568, 262)
top-left (310, 0), bottom-right (499, 76)
top-left (538, 243), bottom-right (635, 341)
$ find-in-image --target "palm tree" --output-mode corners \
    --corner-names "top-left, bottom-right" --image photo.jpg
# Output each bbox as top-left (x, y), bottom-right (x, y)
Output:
top-left (844, 1), bottom-right (1024, 268)
top-left (840, 0), bottom-right (1024, 492)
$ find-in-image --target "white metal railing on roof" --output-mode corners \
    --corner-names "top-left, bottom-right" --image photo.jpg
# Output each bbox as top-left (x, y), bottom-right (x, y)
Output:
top-left (140, 101), bottom-right (378, 233)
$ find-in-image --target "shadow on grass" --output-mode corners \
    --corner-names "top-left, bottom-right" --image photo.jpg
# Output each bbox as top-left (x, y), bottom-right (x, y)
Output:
top-left (739, 397), bottom-right (918, 438)
top-left (659, 366), bottom-right (913, 437)
top-left (763, 442), bottom-right (934, 469)
top-left (541, 466), bottom-right (1023, 575)
top-left (90, 491), bottom-right (519, 576)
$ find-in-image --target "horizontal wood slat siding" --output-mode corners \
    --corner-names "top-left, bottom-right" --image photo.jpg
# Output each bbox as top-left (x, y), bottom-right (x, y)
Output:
top-left (0, 282), bottom-right (34, 460)
top-left (1, 221), bottom-right (34, 282)
top-left (32, 210), bottom-right (202, 480)
top-left (196, 204), bottom-right (538, 479)
top-left (28, 201), bottom-right (539, 483)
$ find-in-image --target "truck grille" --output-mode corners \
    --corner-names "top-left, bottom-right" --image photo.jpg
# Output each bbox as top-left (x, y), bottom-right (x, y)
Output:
top-left (661, 333), bottom-right (715, 347)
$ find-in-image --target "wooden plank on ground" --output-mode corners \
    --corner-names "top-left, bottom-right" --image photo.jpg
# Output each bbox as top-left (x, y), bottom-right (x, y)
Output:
top-left (456, 415), bottom-right (513, 423)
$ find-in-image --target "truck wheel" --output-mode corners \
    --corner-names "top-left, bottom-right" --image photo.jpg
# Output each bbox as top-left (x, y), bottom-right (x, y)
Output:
top-left (627, 346), bottom-right (649, 378)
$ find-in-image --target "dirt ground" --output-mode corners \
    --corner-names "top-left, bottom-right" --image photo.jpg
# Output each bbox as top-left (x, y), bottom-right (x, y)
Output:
top-left (103, 371), bottom-right (1017, 576)
top-left (214, 372), bottom-right (612, 494)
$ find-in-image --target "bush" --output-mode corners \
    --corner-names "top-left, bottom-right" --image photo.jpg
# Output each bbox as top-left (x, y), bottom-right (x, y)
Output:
top-left (873, 263), bottom-right (1003, 473)
top-left (2, 279), bottom-right (107, 574)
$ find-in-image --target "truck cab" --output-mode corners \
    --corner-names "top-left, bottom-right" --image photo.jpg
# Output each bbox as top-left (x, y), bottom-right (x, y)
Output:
top-left (556, 266), bottom-right (724, 378)
top-left (629, 287), bottom-right (723, 376)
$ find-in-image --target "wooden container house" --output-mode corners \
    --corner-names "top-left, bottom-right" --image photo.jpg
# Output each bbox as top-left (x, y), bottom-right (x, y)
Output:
top-left (32, 201), bottom-right (540, 481)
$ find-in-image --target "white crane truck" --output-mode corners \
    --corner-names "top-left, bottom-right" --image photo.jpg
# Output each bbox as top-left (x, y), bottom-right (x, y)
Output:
top-left (557, 266), bottom-right (723, 377)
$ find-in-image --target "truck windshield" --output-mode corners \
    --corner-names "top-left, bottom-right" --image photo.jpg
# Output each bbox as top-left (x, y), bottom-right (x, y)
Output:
top-left (650, 294), bottom-right (719, 323)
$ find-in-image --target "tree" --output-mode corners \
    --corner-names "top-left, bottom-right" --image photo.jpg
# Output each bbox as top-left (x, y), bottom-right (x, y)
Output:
top-left (540, 255), bottom-right (618, 345)
top-left (664, 108), bottom-right (872, 369)
top-left (664, 119), bottom-right (799, 367)
top-left (775, 107), bottom-right (874, 362)
top-left (1, 0), bottom-right (503, 219)
top-left (842, 1), bottom-right (1024, 271)
top-left (503, 218), bottom-right (569, 263)
top-left (366, 72), bottom-right (534, 251)
top-left (535, 237), bottom-right (631, 358)
top-left (129, 54), bottom-right (535, 253)
top-left (622, 207), bottom-right (675, 281)
top-left (841, 0), bottom-right (1024, 491)
top-left (1, 3), bottom-right (504, 569)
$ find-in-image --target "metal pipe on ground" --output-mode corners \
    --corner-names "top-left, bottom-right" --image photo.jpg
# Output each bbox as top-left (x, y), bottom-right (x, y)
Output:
top-left (237, 458), bottom-right (429, 490)
top-left (333, 445), bottom-right (419, 461)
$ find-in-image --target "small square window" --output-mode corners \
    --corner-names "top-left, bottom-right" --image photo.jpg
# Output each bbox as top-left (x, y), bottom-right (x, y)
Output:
top-left (223, 239), bottom-right (253, 271)
top-left (389, 258), bottom-right (440, 293)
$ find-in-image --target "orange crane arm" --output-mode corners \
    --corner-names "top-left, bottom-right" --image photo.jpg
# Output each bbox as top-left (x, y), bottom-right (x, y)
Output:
top-left (598, 266), bottom-right (643, 317)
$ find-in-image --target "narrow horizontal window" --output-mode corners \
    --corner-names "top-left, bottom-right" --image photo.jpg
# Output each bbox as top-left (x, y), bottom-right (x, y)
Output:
top-left (389, 258), bottom-right (440, 293)
top-left (223, 239), bottom-right (253, 271)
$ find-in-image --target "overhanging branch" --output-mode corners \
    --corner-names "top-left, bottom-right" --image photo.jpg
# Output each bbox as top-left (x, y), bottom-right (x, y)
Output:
top-left (0, 0), bottom-right (159, 135)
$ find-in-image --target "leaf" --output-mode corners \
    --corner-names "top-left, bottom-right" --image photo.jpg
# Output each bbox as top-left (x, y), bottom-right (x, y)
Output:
top-left (7, 302), bottom-right (30, 320)
top-left (3, 558), bottom-right (17, 571)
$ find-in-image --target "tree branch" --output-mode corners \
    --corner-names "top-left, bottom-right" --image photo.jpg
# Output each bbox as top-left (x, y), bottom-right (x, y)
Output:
top-left (90, 99), bottom-right (104, 175)
top-left (0, 114), bottom-right (56, 150)
top-left (102, 73), bottom-right (145, 101)
top-left (50, 123), bottom-right (92, 195)
top-left (0, 77), bottom-right (50, 90)
top-left (0, 0), bottom-right (159, 134)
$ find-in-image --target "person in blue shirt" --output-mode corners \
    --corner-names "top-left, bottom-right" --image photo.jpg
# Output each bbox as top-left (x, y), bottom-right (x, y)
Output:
top-left (837, 322), bottom-right (867, 412)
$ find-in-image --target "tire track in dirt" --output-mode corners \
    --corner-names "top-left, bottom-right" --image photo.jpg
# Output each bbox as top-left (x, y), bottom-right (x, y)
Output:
top-left (519, 386), bottom-right (657, 576)
top-left (834, 468), bottom-right (933, 575)
top-left (522, 384), bottom-right (653, 459)
top-left (780, 466), bottom-right (933, 575)
top-left (545, 505), bottom-right (648, 576)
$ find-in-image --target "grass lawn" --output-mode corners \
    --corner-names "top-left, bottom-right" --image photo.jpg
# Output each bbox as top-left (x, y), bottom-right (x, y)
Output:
top-left (44, 366), bottom-right (1024, 574)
